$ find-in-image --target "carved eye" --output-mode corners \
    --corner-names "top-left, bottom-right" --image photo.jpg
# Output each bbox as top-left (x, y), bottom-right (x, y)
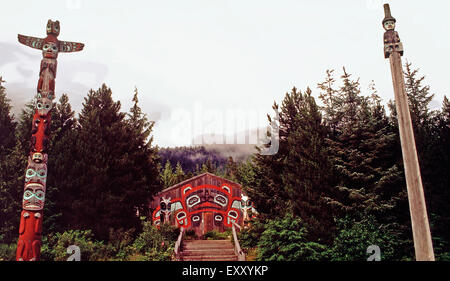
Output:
top-left (38, 169), bottom-right (46, 178)
top-left (45, 103), bottom-right (51, 109)
top-left (26, 169), bottom-right (36, 177)
top-left (37, 103), bottom-right (43, 109)
top-left (24, 190), bottom-right (33, 200)
top-left (35, 191), bottom-right (45, 200)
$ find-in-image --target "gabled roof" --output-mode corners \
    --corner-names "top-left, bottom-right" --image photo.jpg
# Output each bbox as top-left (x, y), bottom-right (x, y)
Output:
top-left (156, 172), bottom-right (242, 195)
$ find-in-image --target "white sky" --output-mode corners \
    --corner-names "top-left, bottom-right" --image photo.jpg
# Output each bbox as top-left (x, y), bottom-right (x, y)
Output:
top-left (0, 0), bottom-right (449, 147)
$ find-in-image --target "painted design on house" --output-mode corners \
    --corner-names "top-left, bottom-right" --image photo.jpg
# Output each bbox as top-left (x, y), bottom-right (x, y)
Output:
top-left (152, 183), bottom-right (244, 229)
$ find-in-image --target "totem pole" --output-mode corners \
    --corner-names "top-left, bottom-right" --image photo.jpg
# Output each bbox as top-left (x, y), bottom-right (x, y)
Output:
top-left (382, 4), bottom-right (434, 261)
top-left (16, 20), bottom-right (84, 261)
top-left (160, 196), bottom-right (172, 224)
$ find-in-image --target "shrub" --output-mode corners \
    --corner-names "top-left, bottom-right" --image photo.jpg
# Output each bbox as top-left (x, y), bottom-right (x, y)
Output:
top-left (41, 229), bottom-right (113, 261)
top-left (130, 220), bottom-right (179, 261)
top-left (327, 215), bottom-right (397, 261)
top-left (0, 243), bottom-right (16, 261)
top-left (238, 218), bottom-right (266, 251)
top-left (256, 213), bottom-right (328, 261)
top-left (202, 229), bottom-right (231, 240)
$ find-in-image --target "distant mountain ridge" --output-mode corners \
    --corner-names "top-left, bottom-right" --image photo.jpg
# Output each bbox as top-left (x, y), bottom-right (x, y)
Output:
top-left (158, 144), bottom-right (255, 173)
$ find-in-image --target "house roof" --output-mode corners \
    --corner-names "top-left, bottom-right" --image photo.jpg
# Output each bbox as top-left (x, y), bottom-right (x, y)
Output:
top-left (156, 172), bottom-right (242, 196)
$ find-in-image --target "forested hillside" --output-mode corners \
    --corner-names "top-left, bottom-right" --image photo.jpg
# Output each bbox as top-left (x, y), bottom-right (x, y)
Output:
top-left (0, 62), bottom-right (448, 260)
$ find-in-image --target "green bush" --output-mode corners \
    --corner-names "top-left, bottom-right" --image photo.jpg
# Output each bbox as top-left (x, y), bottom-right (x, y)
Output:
top-left (202, 229), bottom-right (231, 240)
top-left (0, 243), bottom-right (16, 261)
top-left (130, 221), bottom-right (179, 261)
top-left (256, 213), bottom-right (328, 261)
top-left (108, 228), bottom-right (136, 260)
top-left (327, 215), bottom-right (397, 261)
top-left (41, 229), bottom-right (114, 261)
top-left (238, 218), bottom-right (266, 251)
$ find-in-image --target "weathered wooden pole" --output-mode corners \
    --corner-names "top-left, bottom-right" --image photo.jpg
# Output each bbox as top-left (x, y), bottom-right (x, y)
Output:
top-left (382, 4), bottom-right (434, 261)
top-left (15, 20), bottom-right (84, 261)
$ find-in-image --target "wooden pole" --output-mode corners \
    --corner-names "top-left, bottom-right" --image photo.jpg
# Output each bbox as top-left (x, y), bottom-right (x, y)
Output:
top-left (16, 20), bottom-right (84, 261)
top-left (382, 4), bottom-right (435, 261)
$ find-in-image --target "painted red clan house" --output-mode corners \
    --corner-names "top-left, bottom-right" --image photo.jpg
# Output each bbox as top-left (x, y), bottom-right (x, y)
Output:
top-left (150, 173), bottom-right (254, 236)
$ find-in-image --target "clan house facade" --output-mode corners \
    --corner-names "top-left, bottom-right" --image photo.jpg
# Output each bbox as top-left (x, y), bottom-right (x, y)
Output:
top-left (150, 173), bottom-right (248, 236)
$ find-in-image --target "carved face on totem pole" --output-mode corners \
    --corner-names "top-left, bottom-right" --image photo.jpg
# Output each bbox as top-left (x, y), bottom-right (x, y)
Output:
top-left (30, 152), bottom-right (48, 164)
top-left (36, 97), bottom-right (53, 116)
top-left (383, 20), bottom-right (396, 31)
top-left (25, 157), bottom-right (47, 186)
top-left (382, 4), bottom-right (403, 59)
top-left (46, 20), bottom-right (60, 36)
top-left (159, 196), bottom-right (172, 224)
top-left (22, 183), bottom-right (46, 211)
top-left (42, 41), bottom-right (59, 59)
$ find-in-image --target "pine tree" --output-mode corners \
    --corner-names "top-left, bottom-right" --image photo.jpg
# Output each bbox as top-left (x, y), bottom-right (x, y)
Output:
top-left (425, 96), bottom-right (450, 259)
top-left (224, 156), bottom-right (238, 181)
top-left (0, 77), bottom-right (16, 155)
top-left (161, 160), bottom-right (175, 188)
top-left (317, 69), bottom-right (341, 134)
top-left (324, 69), bottom-right (412, 259)
top-left (247, 87), bottom-right (336, 243)
top-left (44, 94), bottom-right (77, 233)
top-left (174, 162), bottom-right (186, 184)
top-left (0, 77), bottom-right (21, 243)
top-left (60, 84), bottom-right (161, 240)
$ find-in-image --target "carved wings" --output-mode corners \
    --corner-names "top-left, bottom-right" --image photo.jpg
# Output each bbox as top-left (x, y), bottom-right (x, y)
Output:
top-left (18, 34), bottom-right (44, 50)
top-left (59, 41), bottom-right (84, 53)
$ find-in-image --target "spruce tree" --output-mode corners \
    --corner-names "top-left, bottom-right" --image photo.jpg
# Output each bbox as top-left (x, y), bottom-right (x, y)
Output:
top-left (62, 84), bottom-right (160, 240)
top-left (0, 77), bottom-right (16, 155)
top-left (0, 77), bottom-right (21, 243)
top-left (174, 162), bottom-right (186, 184)
top-left (161, 160), bottom-right (175, 188)
top-left (248, 87), bottom-right (336, 243)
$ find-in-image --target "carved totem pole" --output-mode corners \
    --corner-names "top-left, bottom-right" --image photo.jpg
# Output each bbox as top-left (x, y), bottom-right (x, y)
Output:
top-left (16, 20), bottom-right (84, 261)
top-left (382, 4), bottom-right (434, 261)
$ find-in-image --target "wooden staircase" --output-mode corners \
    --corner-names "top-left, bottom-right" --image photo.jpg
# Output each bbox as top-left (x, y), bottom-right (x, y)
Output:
top-left (180, 240), bottom-right (239, 261)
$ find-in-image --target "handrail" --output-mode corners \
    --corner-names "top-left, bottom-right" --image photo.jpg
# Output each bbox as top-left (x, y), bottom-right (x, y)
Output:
top-left (231, 222), bottom-right (246, 261)
top-left (174, 226), bottom-right (185, 261)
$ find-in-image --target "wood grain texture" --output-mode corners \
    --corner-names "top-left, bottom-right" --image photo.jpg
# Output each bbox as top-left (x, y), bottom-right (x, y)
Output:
top-left (389, 52), bottom-right (435, 261)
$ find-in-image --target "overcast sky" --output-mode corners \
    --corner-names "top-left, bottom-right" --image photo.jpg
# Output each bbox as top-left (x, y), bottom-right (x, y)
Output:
top-left (0, 0), bottom-right (448, 147)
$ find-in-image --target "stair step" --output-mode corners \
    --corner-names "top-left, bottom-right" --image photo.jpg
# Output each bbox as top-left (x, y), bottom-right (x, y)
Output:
top-left (183, 244), bottom-right (234, 249)
top-left (180, 239), bottom-right (239, 261)
top-left (182, 255), bottom-right (238, 261)
top-left (183, 240), bottom-right (232, 244)
top-left (182, 249), bottom-right (235, 255)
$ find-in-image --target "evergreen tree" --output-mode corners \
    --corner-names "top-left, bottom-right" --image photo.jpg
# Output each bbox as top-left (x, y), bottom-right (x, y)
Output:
top-left (161, 160), bottom-right (175, 188)
top-left (0, 77), bottom-right (16, 156)
top-left (426, 96), bottom-right (450, 259)
top-left (317, 69), bottom-right (341, 134)
top-left (44, 94), bottom-right (77, 233)
top-left (224, 156), bottom-right (238, 181)
top-left (61, 84), bottom-right (161, 240)
top-left (174, 162), bottom-right (186, 184)
top-left (247, 87), bottom-right (336, 243)
top-left (0, 77), bottom-right (21, 243)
